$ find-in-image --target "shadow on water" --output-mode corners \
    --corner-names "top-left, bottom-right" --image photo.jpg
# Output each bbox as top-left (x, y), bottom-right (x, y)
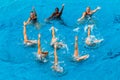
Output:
top-left (45, 18), bottom-right (73, 28)
top-left (0, 50), bottom-right (11, 63)
top-left (108, 52), bottom-right (120, 59)
top-left (103, 51), bottom-right (120, 60)
top-left (113, 15), bottom-right (120, 24)
top-left (0, 49), bottom-right (29, 64)
top-left (0, 23), bottom-right (6, 30)
top-left (57, 18), bottom-right (70, 27)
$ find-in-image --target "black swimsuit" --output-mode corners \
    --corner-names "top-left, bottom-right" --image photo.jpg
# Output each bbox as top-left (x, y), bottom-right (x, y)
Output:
top-left (52, 12), bottom-right (61, 19)
top-left (85, 12), bottom-right (92, 19)
top-left (30, 17), bottom-right (37, 23)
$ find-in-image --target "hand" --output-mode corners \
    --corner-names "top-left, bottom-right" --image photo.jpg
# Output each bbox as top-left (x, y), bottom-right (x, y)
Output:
top-left (23, 21), bottom-right (27, 26)
top-left (97, 6), bottom-right (101, 10)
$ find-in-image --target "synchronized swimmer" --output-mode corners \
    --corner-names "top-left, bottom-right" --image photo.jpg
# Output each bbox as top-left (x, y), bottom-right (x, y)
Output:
top-left (46, 4), bottom-right (64, 21)
top-left (77, 6), bottom-right (101, 22)
top-left (22, 4), bottom-right (103, 73)
top-left (24, 7), bottom-right (40, 28)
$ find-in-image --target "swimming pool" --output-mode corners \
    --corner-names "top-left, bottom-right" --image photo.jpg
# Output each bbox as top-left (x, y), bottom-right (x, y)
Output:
top-left (0, 0), bottom-right (120, 80)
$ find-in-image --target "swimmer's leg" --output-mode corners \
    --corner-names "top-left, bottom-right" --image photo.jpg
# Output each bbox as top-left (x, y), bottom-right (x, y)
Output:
top-left (73, 36), bottom-right (79, 57)
top-left (52, 44), bottom-right (58, 71)
top-left (87, 26), bottom-right (91, 37)
top-left (38, 34), bottom-right (42, 55)
top-left (23, 22), bottom-right (28, 41)
top-left (77, 54), bottom-right (89, 61)
top-left (25, 40), bottom-right (37, 46)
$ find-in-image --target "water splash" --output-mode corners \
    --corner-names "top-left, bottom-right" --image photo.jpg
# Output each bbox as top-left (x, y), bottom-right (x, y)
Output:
top-left (49, 26), bottom-right (58, 32)
top-left (73, 27), bottom-right (80, 32)
top-left (84, 24), bottom-right (94, 32)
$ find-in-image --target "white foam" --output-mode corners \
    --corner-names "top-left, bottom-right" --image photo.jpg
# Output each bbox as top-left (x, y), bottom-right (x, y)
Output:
top-left (32, 52), bottom-right (37, 56)
top-left (24, 40), bottom-right (37, 46)
top-left (51, 64), bottom-right (64, 73)
top-left (35, 53), bottom-right (48, 62)
top-left (49, 26), bottom-right (58, 32)
top-left (58, 61), bottom-right (64, 64)
top-left (51, 61), bottom-right (54, 64)
top-left (77, 18), bottom-right (81, 22)
top-left (86, 35), bottom-right (104, 44)
top-left (84, 24), bottom-right (94, 32)
top-left (58, 41), bottom-right (68, 51)
top-left (64, 44), bottom-right (69, 51)
top-left (98, 38), bottom-right (104, 43)
top-left (73, 27), bottom-right (80, 32)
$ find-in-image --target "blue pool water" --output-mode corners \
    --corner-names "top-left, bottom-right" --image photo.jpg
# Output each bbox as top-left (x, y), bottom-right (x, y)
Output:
top-left (0, 0), bottom-right (120, 80)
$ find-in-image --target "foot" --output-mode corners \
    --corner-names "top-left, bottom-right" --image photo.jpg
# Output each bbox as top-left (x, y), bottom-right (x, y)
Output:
top-left (97, 6), bottom-right (101, 10)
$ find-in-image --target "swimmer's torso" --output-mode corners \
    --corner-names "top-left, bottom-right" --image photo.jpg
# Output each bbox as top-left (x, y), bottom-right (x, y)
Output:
top-left (53, 12), bottom-right (61, 19)
top-left (30, 13), bottom-right (37, 23)
top-left (85, 11), bottom-right (92, 19)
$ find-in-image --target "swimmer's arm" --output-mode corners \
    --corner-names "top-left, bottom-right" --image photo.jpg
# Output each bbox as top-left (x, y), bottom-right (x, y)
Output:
top-left (48, 13), bottom-right (55, 20)
top-left (74, 36), bottom-right (79, 57)
top-left (77, 12), bottom-right (86, 21)
top-left (75, 41), bottom-right (78, 49)
top-left (23, 22), bottom-right (27, 34)
top-left (91, 9), bottom-right (98, 14)
top-left (54, 45), bottom-right (58, 65)
top-left (59, 4), bottom-right (64, 16)
top-left (32, 7), bottom-right (37, 16)
top-left (23, 22), bottom-right (28, 41)
top-left (52, 27), bottom-right (55, 38)
top-left (23, 26), bottom-right (26, 35)
top-left (54, 52), bottom-right (58, 65)
top-left (38, 34), bottom-right (41, 54)
top-left (75, 39), bottom-right (78, 51)
top-left (91, 7), bottom-right (101, 14)
top-left (26, 18), bottom-right (31, 24)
